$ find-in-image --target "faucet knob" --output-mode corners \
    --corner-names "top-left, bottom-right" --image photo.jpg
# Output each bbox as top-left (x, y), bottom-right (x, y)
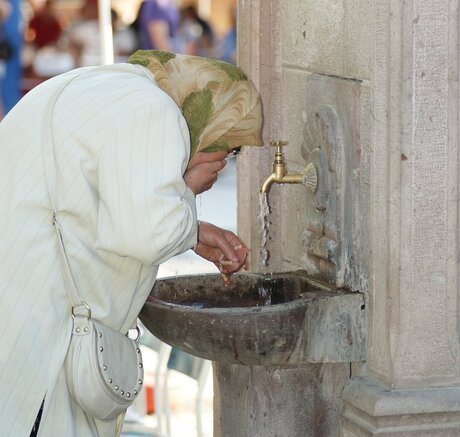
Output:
top-left (270, 140), bottom-right (289, 153)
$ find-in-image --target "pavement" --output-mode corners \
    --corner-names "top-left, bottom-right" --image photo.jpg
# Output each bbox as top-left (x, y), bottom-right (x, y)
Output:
top-left (122, 160), bottom-right (237, 437)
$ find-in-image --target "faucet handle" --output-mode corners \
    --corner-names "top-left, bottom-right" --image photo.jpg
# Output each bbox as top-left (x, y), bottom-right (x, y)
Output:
top-left (270, 140), bottom-right (289, 154)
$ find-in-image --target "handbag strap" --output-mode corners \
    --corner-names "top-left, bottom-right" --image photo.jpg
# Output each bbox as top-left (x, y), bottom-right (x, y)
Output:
top-left (42, 72), bottom-right (88, 314)
top-left (42, 71), bottom-right (140, 336)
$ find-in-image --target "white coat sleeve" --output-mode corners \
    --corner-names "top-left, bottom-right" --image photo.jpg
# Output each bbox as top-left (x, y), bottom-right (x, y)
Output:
top-left (95, 101), bottom-right (197, 265)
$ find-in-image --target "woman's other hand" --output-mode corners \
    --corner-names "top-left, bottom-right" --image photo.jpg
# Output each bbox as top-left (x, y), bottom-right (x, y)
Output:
top-left (193, 221), bottom-right (249, 285)
top-left (184, 151), bottom-right (227, 195)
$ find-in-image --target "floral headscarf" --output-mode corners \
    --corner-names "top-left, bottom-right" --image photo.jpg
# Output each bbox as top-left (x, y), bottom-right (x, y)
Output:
top-left (128, 50), bottom-right (263, 157)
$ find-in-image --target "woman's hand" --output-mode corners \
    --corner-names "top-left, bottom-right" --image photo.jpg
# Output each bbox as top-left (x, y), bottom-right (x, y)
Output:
top-left (193, 221), bottom-right (249, 285)
top-left (184, 151), bottom-right (227, 195)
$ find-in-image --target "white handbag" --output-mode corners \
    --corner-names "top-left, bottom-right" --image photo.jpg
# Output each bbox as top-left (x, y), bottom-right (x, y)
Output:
top-left (43, 72), bottom-right (144, 421)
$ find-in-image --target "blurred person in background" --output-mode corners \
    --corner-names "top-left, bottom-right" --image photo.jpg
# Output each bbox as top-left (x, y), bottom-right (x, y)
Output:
top-left (217, 7), bottom-right (236, 65)
top-left (137, 0), bottom-right (179, 51)
top-left (25, 0), bottom-right (75, 80)
top-left (0, 0), bottom-right (11, 118)
top-left (67, 0), bottom-right (101, 67)
top-left (177, 5), bottom-right (214, 57)
top-left (112, 8), bottom-right (137, 62)
top-left (67, 1), bottom-right (137, 67)
top-left (27, 0), bottom-right (62, 50)
top-left (0, 0), bottom-right (20, 116)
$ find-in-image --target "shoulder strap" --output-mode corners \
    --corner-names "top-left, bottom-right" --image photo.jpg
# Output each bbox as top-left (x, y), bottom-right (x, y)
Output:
top-left (42, 70), bottom-right (140, 332)
top-left (42, 72), bottom-right (87, 311)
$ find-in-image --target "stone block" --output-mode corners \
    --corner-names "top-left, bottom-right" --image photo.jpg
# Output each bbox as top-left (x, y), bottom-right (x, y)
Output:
top-left (344, 0), bottom-right (373, 79)
top-left (215, 362), bottom-right (350, 437)
top-left (280, 70), bottom-right (364, 289)
top-left (281, 0), bottom-right (345, 75)
top-left (341, 377), bottom-right (460, 436)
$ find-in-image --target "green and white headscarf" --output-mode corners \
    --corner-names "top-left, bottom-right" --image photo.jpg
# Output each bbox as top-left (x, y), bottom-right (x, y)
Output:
top-left (128, 50), bottom-right (263, 157)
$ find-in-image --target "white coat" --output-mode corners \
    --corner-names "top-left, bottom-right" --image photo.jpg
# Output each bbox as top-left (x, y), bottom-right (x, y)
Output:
top-left (0, 63), bottom-right (197, 436)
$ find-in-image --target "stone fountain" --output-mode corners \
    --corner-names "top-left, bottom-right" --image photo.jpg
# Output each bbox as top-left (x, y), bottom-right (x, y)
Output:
top-left (140, 271), bottom-right (365, 436)
top-left (140, 128), bottom-right (368, 435)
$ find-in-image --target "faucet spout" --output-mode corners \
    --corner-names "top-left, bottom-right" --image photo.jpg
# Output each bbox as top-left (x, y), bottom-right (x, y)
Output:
top-left (260, 173), bottom-right (277, 193)
top-left (260, 173), bottom-right (305, 193)
top-left (259, 141), bottom-right (318, 194)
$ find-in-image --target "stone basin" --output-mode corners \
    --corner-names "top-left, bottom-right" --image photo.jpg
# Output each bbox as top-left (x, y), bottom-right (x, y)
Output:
top-left (140, 270), bottom-right (366, 366)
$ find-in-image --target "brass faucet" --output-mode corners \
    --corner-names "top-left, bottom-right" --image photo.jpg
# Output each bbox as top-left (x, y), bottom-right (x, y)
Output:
top-left (260, 140), bottom-right (318, 193)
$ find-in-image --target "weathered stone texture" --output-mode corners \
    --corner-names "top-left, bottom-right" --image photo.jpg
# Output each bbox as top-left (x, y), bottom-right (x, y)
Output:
top-left (237, 0), bottom-right (460, 435)
top-left (280, 70), bottom-right (364, 290)
top-left (281, 0), bottom-right (372, 79)
top-left (344, 0), bottom-right (372, 79)
top-left (344, 0), bottom-right (460, 433)
top-left (282, 0), bottom-right (345, 75)
top-left (394, 0), bottom-right (458, 386)
top-left (214, 362), bottom-right (349, 437)
top-left (237, 0), bottom-right (285, 272)
top-left (341, 378), bottom-right (460, 436)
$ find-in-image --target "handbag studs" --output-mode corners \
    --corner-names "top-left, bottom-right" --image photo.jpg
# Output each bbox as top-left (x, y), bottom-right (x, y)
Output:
top-left (108, 385), bottom-right (134, 397)
top-left (95, 331), bottom-right (144, 398)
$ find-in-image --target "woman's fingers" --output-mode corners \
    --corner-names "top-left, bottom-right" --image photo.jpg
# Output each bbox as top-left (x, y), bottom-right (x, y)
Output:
top-left (198, 222), bottom-right (239, 261)
top-left (194, 222), bottom-right (249, 273)
top-left (185, 151), bottom-right (227, 193)
top-left (184, 160), bottom-right (226, 195)
top-left (187, 151), bottom-right (228, 170)
top-left (234, 245), bottom-right (249, 267)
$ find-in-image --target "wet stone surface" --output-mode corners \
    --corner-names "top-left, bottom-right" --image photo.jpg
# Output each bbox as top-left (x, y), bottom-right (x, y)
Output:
top-left (151, 273), bottom-right (327, 308)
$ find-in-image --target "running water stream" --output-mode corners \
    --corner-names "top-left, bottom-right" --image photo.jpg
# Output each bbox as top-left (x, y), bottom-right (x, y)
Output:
top-left (258, 192), bottom-right (271, 270)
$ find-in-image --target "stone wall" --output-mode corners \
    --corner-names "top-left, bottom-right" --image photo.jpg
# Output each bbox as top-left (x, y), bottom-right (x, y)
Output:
top-left (238, 0), bottom-right (372, 292)
top-left (237, 0), bottom-right (460, 435)
top-left (342, 0), bottom-right (460, 434)
top-left (235, 1), bottom-right (372, 436)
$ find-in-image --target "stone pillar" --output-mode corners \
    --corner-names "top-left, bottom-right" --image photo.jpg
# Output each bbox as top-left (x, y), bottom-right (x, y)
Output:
top-left (235, 1), bottom-right (358, 436)
top-left (214, 363), bottom-right (349, 437)
top-left (341, 0), bottom-right (460, 435)
top-left (237, 0), bottom-right (286, 271)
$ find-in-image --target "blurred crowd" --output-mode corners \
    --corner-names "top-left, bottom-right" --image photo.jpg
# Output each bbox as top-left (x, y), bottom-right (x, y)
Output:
top-left (0, 0), bottom-right (237, 119)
